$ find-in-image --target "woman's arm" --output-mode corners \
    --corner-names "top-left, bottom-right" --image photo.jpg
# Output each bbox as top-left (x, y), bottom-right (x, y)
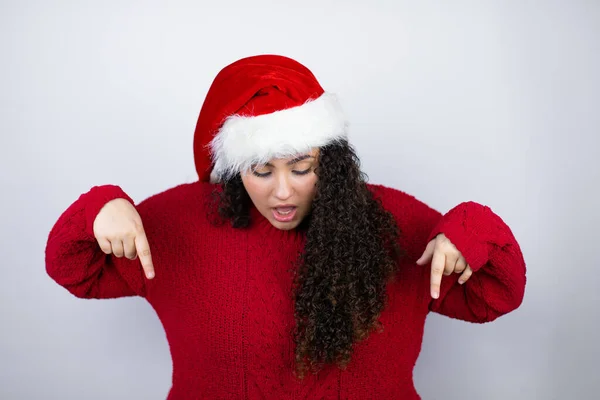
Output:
top-left (422, 201), bottom-right (526, 322)
top-left (45, 185), bottom-right (147, 299)
top-left (372, 184), bottom-right (526, 323)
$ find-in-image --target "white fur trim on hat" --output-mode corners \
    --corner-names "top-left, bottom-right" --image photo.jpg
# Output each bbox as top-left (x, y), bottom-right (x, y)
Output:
top-left (209, 92), bottom-right (348, 182)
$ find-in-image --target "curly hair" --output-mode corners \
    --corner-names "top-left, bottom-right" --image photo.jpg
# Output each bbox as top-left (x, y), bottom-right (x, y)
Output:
top-left (213, 140), bottom-right (402, 378)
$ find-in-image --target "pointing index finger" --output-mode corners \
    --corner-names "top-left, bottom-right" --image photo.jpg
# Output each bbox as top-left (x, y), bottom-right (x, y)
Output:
top-left (430, 251), bottom-right (445, 299)
top-left (134, 231), bottom-right (155, 279)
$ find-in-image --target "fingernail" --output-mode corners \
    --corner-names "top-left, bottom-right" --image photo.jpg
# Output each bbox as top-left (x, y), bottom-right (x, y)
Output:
top-left (458, 279), bottom-right (464, 285)
top-left (147, 271), bottom-right (155, 279)
top-left (432, 290), bottom-right (439, 299)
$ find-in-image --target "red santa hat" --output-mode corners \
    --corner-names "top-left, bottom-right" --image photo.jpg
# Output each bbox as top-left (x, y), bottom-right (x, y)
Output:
top-left (193, 54), bottom-right (349, 182)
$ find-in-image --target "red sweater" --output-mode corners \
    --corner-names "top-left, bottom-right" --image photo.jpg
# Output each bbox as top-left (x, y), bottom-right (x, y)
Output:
top-left (45, 181), bottom-right (526, 399)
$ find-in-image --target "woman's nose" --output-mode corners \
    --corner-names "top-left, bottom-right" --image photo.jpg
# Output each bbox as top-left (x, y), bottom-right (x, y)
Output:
top-left (274, 173), bottom-right (293, 200)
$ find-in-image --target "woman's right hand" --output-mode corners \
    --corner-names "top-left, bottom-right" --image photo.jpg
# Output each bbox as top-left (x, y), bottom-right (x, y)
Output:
top-left (93, 198), bottom-right (155, 279)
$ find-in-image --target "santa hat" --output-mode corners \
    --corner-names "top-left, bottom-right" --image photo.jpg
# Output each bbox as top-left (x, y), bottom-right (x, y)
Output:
top-left (193, 54), bottom-right (349, 182)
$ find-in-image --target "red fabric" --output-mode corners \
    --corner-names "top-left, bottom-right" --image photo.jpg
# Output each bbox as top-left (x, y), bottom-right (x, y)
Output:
top-left (192, 55), bottom-right (325, 182)
top-left (45, 182), bottom-right (526, 399)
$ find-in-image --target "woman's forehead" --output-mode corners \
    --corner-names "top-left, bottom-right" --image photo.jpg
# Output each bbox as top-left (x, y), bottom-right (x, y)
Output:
top-left (260, 149), bottom-right (320, 166)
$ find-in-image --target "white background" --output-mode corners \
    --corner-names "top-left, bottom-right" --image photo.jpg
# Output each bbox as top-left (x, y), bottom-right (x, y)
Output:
top-left (2, 1), bottom-right (598, 399)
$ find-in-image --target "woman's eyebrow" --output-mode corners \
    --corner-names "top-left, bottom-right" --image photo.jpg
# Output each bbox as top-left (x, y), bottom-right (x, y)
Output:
top-left (286, 155), bottom-right (314, 165)
top-left (263, 155), bottom-right (314, 167)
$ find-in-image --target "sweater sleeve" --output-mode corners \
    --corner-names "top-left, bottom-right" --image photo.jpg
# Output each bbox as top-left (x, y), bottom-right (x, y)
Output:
top-left (424, 201), bottom-right (526, 323)
top-left (45, 185), bottom-right (147, 299)
top-left (373, 185), bottom-right (526, 323)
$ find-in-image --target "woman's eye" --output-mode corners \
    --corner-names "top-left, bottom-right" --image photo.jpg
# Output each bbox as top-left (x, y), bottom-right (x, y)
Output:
top-left (292, 169), bottom-right (311, 176)
top-left (252, 170), bottom-right (271, 178)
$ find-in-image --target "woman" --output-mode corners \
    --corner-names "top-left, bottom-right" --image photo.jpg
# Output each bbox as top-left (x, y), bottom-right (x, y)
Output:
top-left (45, 54), bottom-right (526, 399)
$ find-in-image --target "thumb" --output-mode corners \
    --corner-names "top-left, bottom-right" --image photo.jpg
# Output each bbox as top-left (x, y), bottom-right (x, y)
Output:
top-left (416, 240), bottom-right (435, 265)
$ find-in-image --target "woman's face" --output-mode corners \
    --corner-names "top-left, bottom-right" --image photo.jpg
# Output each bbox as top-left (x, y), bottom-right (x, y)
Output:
top-left (241, 148), bottom-right (319, 230)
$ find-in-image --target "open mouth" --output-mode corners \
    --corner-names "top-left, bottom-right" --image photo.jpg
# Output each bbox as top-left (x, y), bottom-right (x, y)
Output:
top-left (272, 206), bottom-right (297, 222)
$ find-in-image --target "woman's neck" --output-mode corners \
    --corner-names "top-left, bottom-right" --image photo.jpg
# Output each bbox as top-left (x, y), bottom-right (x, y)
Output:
top-left (249, 203), bottom-right (308, 242)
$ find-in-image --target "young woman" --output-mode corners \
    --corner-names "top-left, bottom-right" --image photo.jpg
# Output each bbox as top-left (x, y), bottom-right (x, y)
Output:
top-left (45, 54), bottom-right (526, 399)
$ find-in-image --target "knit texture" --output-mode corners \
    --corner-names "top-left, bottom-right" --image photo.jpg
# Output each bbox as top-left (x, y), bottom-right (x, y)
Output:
top-left (45, 182), bottom-right (526, 399)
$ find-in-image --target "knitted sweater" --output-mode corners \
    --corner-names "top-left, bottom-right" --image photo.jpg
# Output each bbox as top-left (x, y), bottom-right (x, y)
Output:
top-left (45, 181), bottom-right (526, 399)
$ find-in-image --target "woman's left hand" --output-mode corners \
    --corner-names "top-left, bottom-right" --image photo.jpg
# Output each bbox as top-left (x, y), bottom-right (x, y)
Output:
top-left (416, 233), bottom-right (473, 299)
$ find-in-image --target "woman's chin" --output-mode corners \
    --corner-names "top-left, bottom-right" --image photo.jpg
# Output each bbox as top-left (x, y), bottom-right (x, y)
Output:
top-left (269, 218), bottom-right (300, 231)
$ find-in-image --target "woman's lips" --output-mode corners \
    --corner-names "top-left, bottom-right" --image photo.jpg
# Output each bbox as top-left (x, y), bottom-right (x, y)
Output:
top-left (272, 206), bottom-right (297, 222)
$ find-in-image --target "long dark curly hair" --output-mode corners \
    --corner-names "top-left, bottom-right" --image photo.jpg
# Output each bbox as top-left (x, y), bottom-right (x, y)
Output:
top-left (213, 139), bottom-right (402, 378)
